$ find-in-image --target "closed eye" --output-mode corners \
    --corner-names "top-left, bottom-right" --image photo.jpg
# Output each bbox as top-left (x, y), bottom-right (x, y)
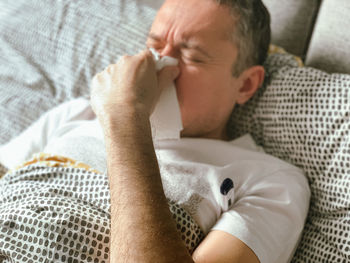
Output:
top-left (182, 54), bottom-right (205, 64)
top-left (186, 57), bottom-right (203, 63)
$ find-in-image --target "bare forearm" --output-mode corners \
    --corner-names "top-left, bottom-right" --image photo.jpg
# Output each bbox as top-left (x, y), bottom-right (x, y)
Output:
top-left (103, 110), bottom-right (194, 263)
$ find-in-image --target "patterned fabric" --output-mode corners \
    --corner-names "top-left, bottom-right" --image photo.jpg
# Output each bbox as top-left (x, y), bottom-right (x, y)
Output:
top-left (0, 0), bottom-right (154, 145)
top-left (0, 154), bottom-right (205, 262)
top-left (228, 53), bottom-right (350, 262)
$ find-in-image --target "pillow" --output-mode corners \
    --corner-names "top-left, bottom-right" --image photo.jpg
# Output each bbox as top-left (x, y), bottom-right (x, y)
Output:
top-left (227, 52), bottom-right (350, 262)
top-left (0, 0), bottom-right (156, 145)
top-left (262, 0), bottom-right (320, 58)
top-left (305, 0), bottom-right (350, 74)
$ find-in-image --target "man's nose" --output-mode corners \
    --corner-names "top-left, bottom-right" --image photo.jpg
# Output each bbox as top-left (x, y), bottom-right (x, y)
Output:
top-left (160, 44), bottom-right (178, 58)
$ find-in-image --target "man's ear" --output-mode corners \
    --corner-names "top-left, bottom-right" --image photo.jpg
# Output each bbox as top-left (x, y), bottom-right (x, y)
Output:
top-left (235, 65), bottom-right (265, 105)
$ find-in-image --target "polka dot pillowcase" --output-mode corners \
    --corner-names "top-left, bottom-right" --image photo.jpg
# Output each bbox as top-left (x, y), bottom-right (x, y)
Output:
top-left (228, 49), bottom-right (350, 262)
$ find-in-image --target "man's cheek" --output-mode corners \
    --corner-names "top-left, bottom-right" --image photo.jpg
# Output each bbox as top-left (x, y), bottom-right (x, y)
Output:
top-left (176, 64), bottom-right (203, 89)
top-left (174, 69), bottom-right (201, 107)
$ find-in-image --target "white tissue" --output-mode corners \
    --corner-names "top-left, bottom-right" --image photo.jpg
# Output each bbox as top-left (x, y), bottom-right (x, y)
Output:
top-left (149, 48), bottom-right (183, 141)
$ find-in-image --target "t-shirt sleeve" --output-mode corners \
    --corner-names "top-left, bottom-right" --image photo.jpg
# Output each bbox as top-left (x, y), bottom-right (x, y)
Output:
top-left (211, 167), bottom-right (310, 263)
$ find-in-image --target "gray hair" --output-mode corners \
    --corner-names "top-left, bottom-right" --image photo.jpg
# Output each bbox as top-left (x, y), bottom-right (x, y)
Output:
top-left (215, 0), bottom-right (271, 76)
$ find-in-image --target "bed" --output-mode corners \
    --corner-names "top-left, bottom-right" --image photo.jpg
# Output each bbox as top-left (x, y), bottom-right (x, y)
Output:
top-left (1, 0), bottom-right (350, 262)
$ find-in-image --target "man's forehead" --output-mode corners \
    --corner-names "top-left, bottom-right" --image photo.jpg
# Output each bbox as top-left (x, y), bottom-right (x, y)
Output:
top-left (150, 0), bottom-right (233, 42)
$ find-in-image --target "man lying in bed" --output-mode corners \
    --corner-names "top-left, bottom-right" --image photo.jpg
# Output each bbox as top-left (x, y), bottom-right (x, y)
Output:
top-left (0, 0), bottom-right (310, 262)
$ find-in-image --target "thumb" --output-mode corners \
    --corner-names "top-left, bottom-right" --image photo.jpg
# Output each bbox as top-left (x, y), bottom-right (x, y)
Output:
top-left (157, 66), bottom-right (180, 90)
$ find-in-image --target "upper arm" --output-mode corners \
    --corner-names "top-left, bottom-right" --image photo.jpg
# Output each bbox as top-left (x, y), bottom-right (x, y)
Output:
top-left (192, 230), bottom-right (260, 263)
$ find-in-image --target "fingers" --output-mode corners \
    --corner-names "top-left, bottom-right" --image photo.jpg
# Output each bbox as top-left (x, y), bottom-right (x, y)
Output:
top-left (136, 49), bottom-right (156, 66)
top-left (97, 49), bottom-right (154, 77)
top-left (136, 49), bottom-right (152, 58)
top-left (106, 64), bottom-right (116, 73)
top-left (93, 49), bottom-right (177, 93)
top-left (90, 48), bottom-right (160, 118)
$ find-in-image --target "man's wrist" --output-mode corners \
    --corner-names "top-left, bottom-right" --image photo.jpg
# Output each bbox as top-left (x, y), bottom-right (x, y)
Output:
top-left (98, 104), bottom-right (151, 135)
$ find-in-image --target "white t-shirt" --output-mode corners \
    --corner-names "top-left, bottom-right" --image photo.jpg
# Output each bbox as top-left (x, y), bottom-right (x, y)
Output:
top-left (0, 98), bottom-right (310, 263)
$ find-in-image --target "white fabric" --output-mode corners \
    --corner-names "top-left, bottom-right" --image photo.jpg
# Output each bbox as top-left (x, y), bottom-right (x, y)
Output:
top-left (159, 138), bottom-right (310, 263)
top-left (0, 98), bottom-right (310, 263)
top-left (0, 98), bottom-right (96, 169)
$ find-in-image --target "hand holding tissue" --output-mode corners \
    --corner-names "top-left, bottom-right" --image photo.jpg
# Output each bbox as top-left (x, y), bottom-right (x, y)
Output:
top-left (91, 48), bottom-right (183, 141)
top-left (149, 48), bottom-right (183, 141)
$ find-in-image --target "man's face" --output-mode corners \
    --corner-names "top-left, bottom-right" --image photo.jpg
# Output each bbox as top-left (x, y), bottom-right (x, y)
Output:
top-left (147, 0), bottom-right (241, 140)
